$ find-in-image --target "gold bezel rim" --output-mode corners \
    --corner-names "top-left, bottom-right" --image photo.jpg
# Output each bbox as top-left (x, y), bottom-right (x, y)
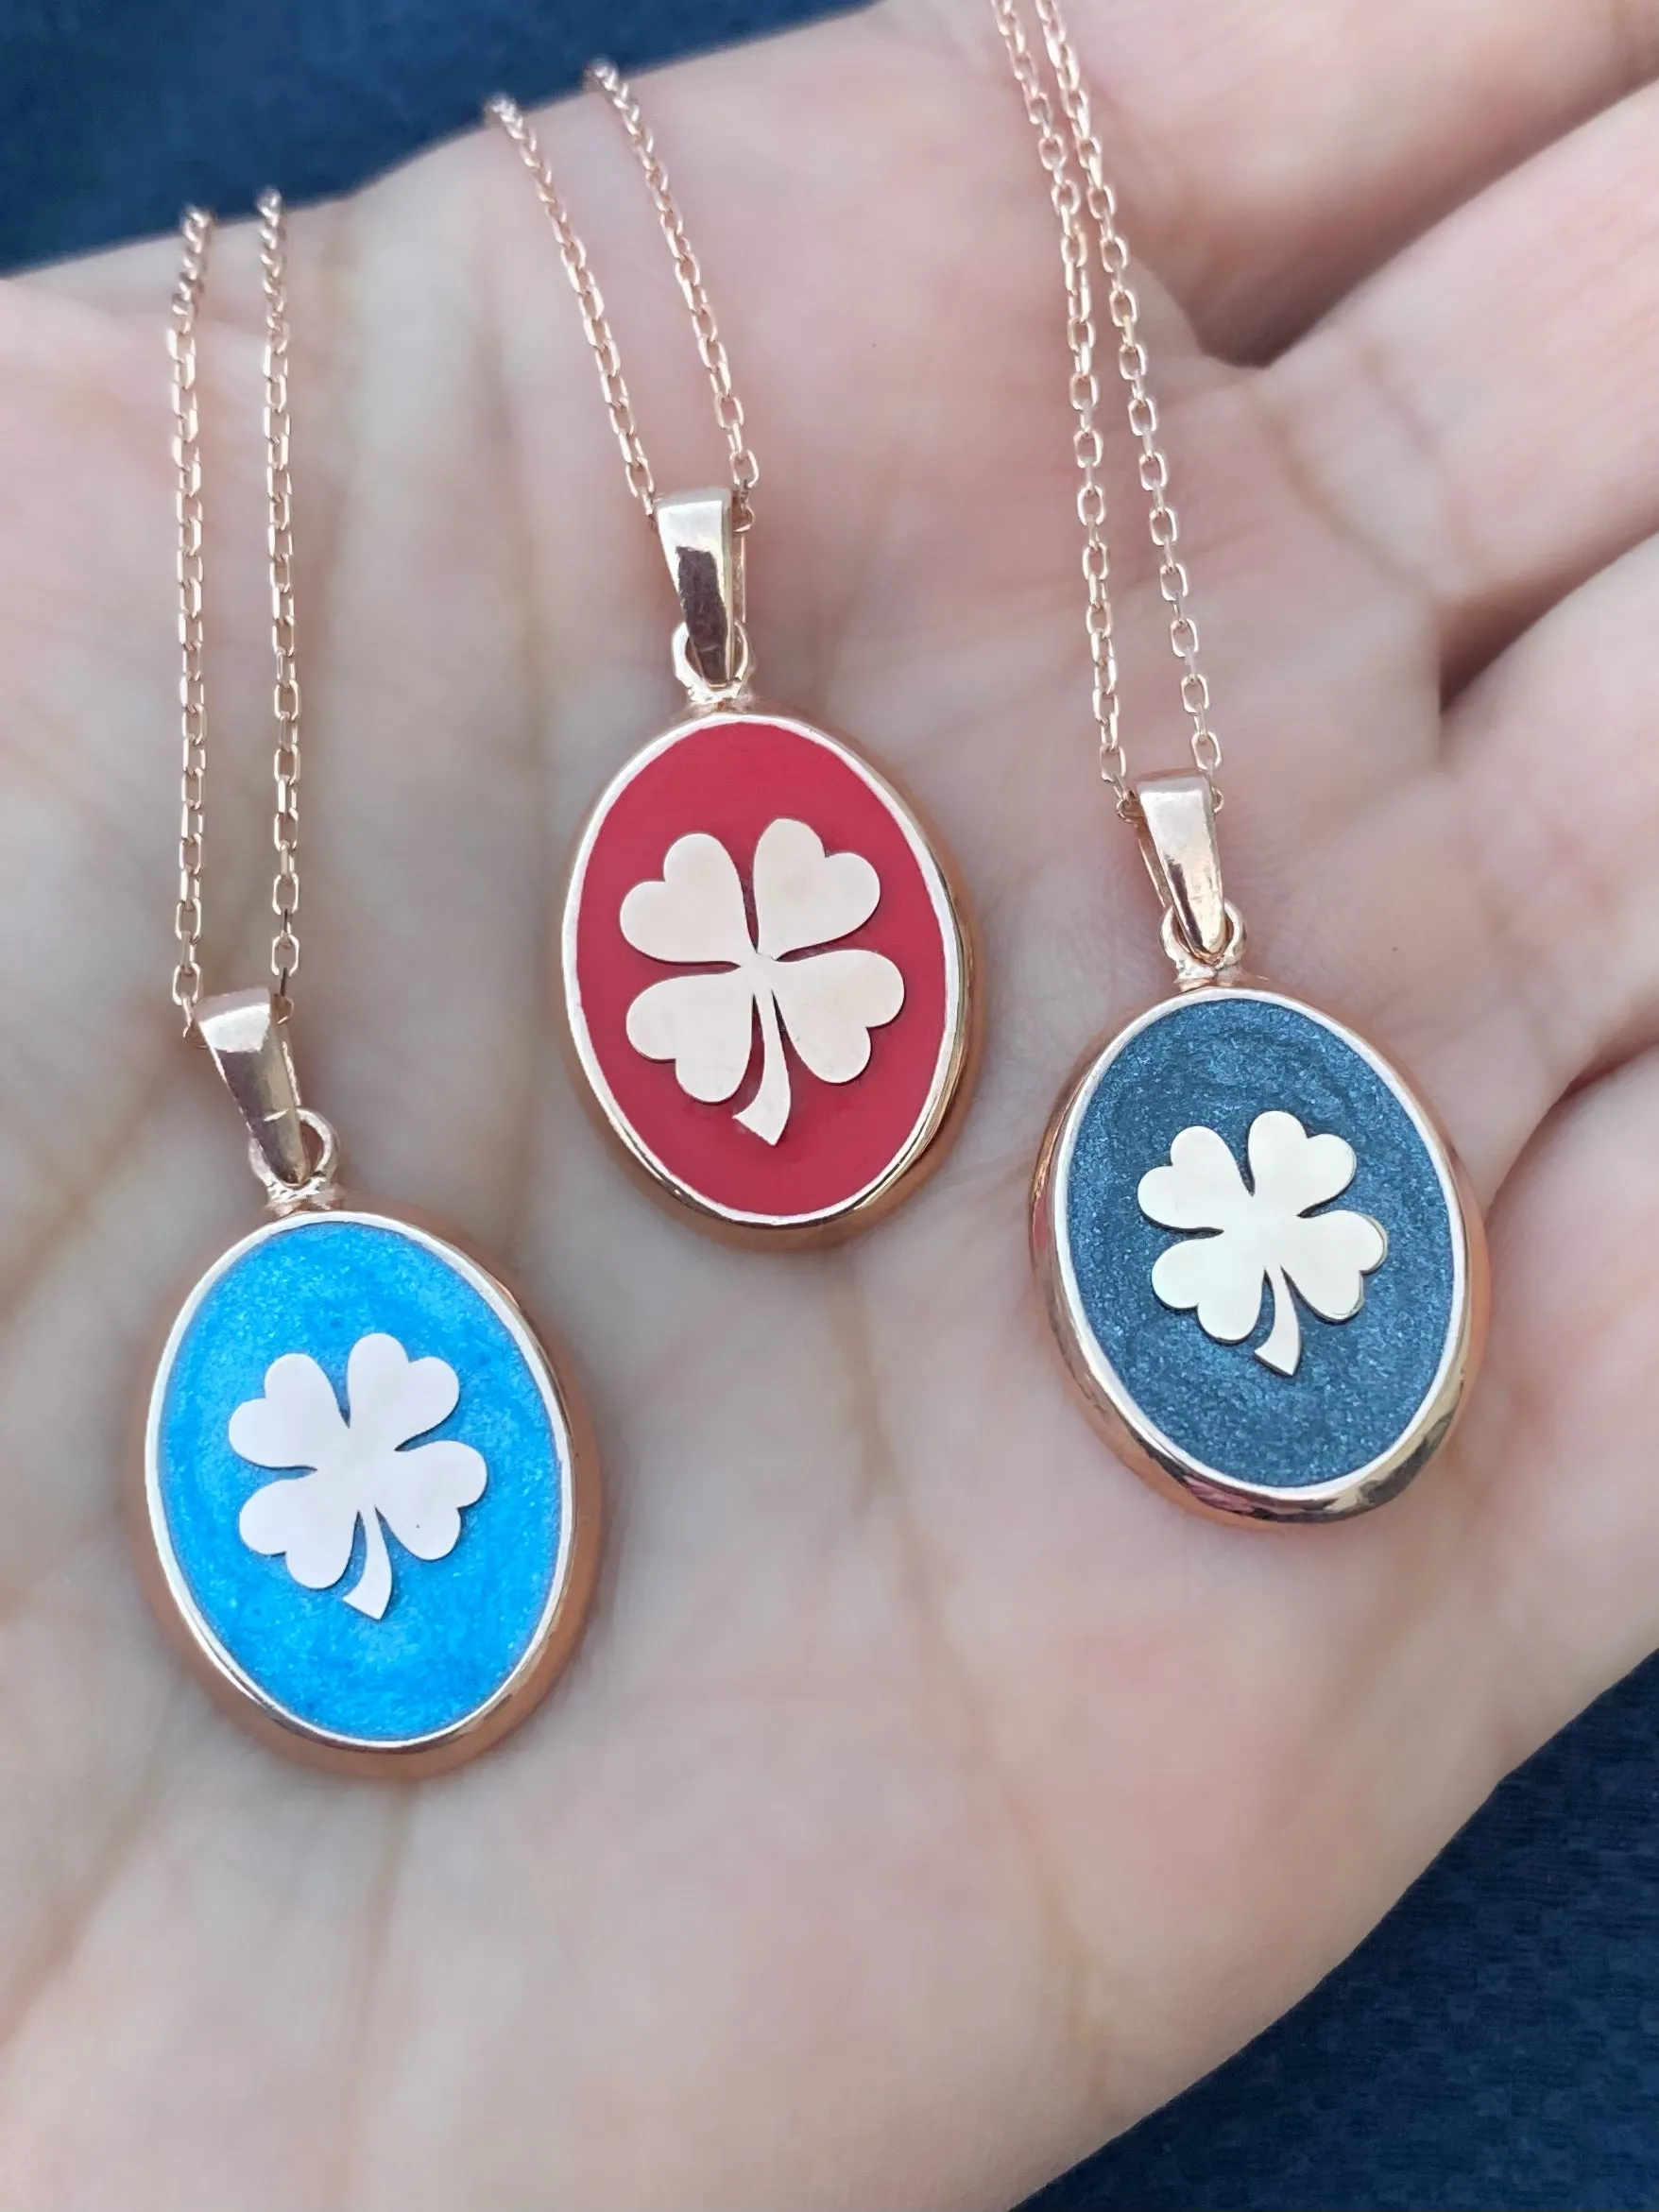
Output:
top-left (141, 1206), bottom-right (591, 1769)
top-left (1033, 984), bottom-right (1486, 1523)
top-left (560, 705), bottom-right (977, 1243)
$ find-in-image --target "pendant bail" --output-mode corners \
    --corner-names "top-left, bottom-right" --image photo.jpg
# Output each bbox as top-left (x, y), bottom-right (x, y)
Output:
top-left (1133, 771), bottom-right (1244, 986)
top-left (195, 987), bottom-right (337, 1211)
top-left (656, 486), bottom-right (750, 704)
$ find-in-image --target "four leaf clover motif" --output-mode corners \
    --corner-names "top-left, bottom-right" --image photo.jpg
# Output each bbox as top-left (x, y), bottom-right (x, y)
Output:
top-left (620, 817), bottom-right (905, 1145)
top-left (1137, 1109), bottom-right (1388, 1377)
top-left (230, 1332), bottom-right (487, 1620)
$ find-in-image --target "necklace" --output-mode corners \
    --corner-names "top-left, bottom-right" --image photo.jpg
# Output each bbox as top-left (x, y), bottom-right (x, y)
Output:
top-left (140, 198), bottom-right (599, 1770)
top-left (489, 73), bottom-right (980, 1245)
top-left (995, 0), bottom-right (1488, 1521)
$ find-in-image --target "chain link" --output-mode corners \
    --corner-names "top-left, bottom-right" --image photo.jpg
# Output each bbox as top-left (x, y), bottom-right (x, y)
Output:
top-left (992, 0), bottom-right (1222, 800)
top-left (487, 80), bottom-right (759, 532)
top-left (989, 0), bottom-right (1124, 801)
top-left (169, 208), bottom-right (213, 1027)
top-left (585, 60), bottom-right (760, 532)
top-left (260, 191), bottom-right (303, 1004)
top-left (486, 94), bottom-right (658, 511)
top-left (169, 192), bottom-right (305, 1027)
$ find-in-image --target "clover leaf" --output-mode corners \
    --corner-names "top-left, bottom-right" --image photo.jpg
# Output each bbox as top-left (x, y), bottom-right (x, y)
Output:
top-left (619, 816), bottom-right (905, 1144)
top-left (229, 1333), bottom-right (487, 1620)
top-left (1137, 1110), bottom-right (1388, 1377)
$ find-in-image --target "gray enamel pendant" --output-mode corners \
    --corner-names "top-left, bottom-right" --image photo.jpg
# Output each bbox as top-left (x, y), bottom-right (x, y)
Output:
top-left (1033, 778), bottom-right (1487, 1523)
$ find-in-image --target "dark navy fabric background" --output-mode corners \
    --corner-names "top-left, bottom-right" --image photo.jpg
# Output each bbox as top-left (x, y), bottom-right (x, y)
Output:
top-left (7, 2), bottom-right (1655, 2203)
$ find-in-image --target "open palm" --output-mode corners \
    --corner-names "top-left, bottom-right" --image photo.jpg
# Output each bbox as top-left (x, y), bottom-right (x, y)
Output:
top-left (4, 1), bottom-right (1658, 2202)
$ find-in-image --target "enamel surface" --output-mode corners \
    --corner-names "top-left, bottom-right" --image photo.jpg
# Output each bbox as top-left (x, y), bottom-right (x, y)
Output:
top-left (146, 1212), bottom-right (573, 1750)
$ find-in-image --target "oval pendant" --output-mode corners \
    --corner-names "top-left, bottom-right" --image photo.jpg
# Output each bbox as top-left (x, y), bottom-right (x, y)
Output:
top-left (141, 1207), bottom-right (598, 1773)
top-left (562, 708), bottom-right (977, 1243)
top-left (1033, 985), bottom-right (1487, 1520)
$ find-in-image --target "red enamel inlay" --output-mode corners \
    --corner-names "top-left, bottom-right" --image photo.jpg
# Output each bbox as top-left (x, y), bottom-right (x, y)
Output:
top-left (570, 716), bottom-right (954, 1221)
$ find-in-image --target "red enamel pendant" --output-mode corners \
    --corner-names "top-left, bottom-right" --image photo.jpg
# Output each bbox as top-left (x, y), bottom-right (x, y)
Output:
top-left (562, 494), bottom-right (978, 1243)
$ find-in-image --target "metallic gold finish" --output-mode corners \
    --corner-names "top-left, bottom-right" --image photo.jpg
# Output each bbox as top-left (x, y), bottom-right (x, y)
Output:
top-left (138, 1204), bottom-right (601, 1778)
top-left (249, 1106), bottom-right (339, 1216)
top-left (487, 77), bottom-right (760, 699)
top-left (169, 197), bottom-right (305, 1029)
top-left (1032, 986), bottom-right (1490, 1523)
top-left (167, 198), bottom-right (327, 1213)
top-left (990, 0), bottom-right (1220, 803)
top-left (495, 71), bottom-right (982, 1240)
top-left (486, 88), bottom-right (758, 534)
top-left (1139, 1111), bottom-right (1387, 1378)
top-left (1000, 0), bottom-right (1487, 1515)
top-left (1134, 773), bottom-right (1232, 968)
top-left (618, 816), bottom-right (905, 1145)
top-left (585, 59), bottom-right (761, 536)
top-left (486, 94), bottom-right (658, 513)
top-left (259, 190), bottom-right (303, 1009)
top-left (655, 487), bottom-right (749, 700)
top-left (195, 987), bottom-right (311, 1192)
top-left (168, 208), bottom-right (211, 1028)
top-left (153, 210), bottom-right (602, 1760)
top-left (194, 991), bottom-right (337, 1213)
top-left (562, 706), bottom-right (981, 1248)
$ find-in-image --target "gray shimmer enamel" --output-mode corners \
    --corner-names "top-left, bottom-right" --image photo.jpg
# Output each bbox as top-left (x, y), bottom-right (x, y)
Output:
top-left (1063, 996), bottom-right (1456, 1488)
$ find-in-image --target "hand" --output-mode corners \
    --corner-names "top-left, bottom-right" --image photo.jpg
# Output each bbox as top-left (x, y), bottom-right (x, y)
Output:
top-left (4, 3), bottom-right (1657, 2202)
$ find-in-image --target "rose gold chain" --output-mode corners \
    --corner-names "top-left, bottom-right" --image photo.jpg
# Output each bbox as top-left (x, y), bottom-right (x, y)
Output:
top-left (261, 190), bottom-right (303, 1006)
top-left (485, 94), bottom-right (657, 509)
top-left (169, 193), bottom-right (304, 1029)
top-left (486, 77), bottom-right (759, 531)
top-left (169, 208), bottom-right (212, 1025)
top-left (584, 60), bottom-right (759, 531)
top-left (991, 0), bottom-right (1221, 803)
top-left (990, 0), bottom-right (1124, 799)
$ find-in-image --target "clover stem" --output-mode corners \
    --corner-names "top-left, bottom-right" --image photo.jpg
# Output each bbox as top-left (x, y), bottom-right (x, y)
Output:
top-left (345, 1510), bottom-right (393, 1620)
top-left (1256, 1263), bottom-right (1303, 1378)
top-left (734, 985), bottom-right (792, 1145)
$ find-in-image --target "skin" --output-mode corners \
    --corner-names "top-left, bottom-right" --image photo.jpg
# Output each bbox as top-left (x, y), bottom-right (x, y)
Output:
top-left (2, 0), bottom-right (1658, 2201)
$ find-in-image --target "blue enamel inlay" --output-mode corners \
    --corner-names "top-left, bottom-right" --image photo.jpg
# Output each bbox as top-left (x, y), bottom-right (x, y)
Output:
top-left (1063, 996), bottom-right (1456, 1489)
top-left (157, 1216), bottom-right (562, 1741)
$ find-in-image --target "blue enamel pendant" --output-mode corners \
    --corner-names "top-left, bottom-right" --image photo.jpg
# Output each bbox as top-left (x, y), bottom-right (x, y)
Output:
top-left (141, 994), bottom-right (598, 1771)
top-left (1033, 778), bottom-right (1486, 1522)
